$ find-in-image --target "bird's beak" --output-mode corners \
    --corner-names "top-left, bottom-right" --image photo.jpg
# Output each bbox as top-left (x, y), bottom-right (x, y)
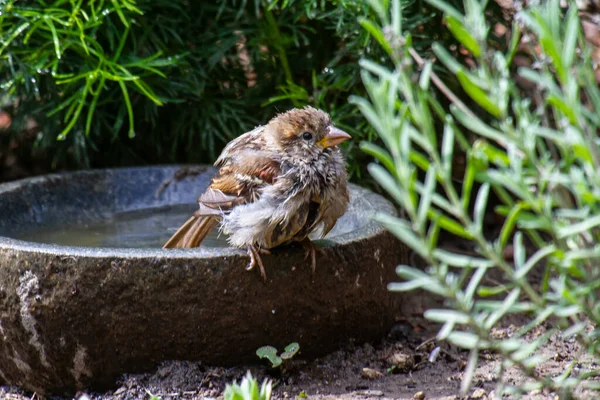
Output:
top-left (318, 126), bottom-right (351, 148)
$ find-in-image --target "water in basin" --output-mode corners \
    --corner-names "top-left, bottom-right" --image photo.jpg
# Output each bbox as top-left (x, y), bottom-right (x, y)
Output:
top-left (11, 193), bottom-right (364, 249)
top-left (13, 204), bottom-right (230, 248)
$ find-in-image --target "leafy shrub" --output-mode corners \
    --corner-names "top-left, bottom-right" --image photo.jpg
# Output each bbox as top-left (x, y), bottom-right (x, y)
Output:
top-left (355, 0), bottom-right (600, 396)
top-left (0, 0), bottom-right (458, 180)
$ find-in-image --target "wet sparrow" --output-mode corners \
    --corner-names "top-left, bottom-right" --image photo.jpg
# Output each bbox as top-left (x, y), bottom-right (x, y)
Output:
top-left (163, 106), bottom-right (351, 280)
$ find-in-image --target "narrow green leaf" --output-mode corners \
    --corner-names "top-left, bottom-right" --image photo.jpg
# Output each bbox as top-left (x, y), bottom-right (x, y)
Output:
top-left (456, 70), bottom-right (500, 117)
top-left (451, 106), bottom-right (506, 146)
top-left (359, 19), bottom-right (392, 55)
top-left (361, 142), bottom-right (396, 176)
top-left (447, 331), bottom-right (480, 349)
top-left (438, 320), bottom-right (456, 340)
top-left (132, 79), bottom-right (163, 106)
top-left (441, 123), bottom-right (455, 177)
top-left (0, 22), bottom-right (31, 55)
top-left (425, 309), bottom-right (470, 324)
top-left (461, 156), bottom-right (475, 211)
top-left (426, 0), bottom-right (464, 20)
top-left (432, 43), bottom-right (464, 74)
top-left (433, 248), bottom-right (494, 268)
top-left (57, 81), bottom-right (90, 139)
top-left (498, 203), bottom-right (523, 250)
top-left (557, 214), bottom-right (600, 239)
top-left (364, 0), bottom-right (389, 25)
top-left (445, 15), bottom-right (481, 57)
top-left (506, 20), bottom-right (521, 66)
top-left (484, 288), bottom-right (520, 329)
top-left (368, 164), bottom-right (404, 205)
top-left (374, 214), bottom-right (428, 259)
top-left (540, 35), bottom-right (566, 85)
top-left (110, 0), bottom-right (130, 27)
top-left (419, 61), bottom-right (433, 89)
top-left (554, 305), bottom-right (581, 317)
top-left (118, 81), bottom-right (135, 138)
top-left (465, 265), bottom-right (488, 301)
top-left (391, 0), bottom-right (402, 36)
top-left (428, 209), bottom-right (474, 239)
top-left (513, 231), bottom-right (525, 269)
top-left (547, 94), bottom-right (578, 125)
top-left (461, 348), bottom-right (479, 395)
top-left (518, 67), bottom-right (560, 93)
top-left (409, 150), bottom-right (431, 172)
top-left (417, 167), bottom-right (436, 230)
top-left (85, 76), bottom-right (106, 136)
top-left (473, 183), bottom-right (490, 234)
top-left (43, 17), bottom-right (61, 59)
top-left (514, 245), bottom-right (556, 280)
top-left (477, 284), bottom-right (509, 297)
top-left (390, 266), bottom-right (450, 296)
top-left (562, 6), bottom-right (580, 70)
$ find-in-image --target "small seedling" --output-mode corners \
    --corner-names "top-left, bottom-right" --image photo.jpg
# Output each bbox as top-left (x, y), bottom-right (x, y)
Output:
top-left (256, 342), bottom-right (300, 368)
top-left (224, 371), bottom-right (272, 400)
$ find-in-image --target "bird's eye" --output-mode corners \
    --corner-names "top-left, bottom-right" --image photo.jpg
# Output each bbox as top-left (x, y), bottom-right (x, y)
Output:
top-left (302, 132), bottom-right (313, 141)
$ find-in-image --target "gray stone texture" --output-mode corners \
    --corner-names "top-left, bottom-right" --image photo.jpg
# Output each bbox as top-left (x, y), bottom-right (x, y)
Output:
top-left (0, 166), bottom-right (409, 395)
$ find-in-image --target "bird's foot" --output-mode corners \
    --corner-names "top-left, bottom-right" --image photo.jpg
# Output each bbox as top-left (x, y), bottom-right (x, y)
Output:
top-left (246, 245), bottom-right (270, 281)
top-left (300, 239), bottom-right (326, 278)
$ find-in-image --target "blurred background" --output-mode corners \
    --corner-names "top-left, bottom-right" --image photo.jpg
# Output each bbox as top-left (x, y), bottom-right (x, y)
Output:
top-left (0, 0), bottom-right (470, 185)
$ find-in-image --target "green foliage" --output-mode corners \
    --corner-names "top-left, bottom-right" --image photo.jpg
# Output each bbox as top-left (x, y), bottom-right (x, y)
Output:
top-left (224, 371), bottom-right (272, 400)
top-left (356, 0), bottom-right (600, 396)
top-left (256, 342), bottom-right (300, 368)
top-left (0, 0), bottom-right (461, 182)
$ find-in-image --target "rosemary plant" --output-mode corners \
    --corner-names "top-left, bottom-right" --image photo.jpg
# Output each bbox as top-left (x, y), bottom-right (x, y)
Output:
top-left (355, 0), bottom-right (600, 396)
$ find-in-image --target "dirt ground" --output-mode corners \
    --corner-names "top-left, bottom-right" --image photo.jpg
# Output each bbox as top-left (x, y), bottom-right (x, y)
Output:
top-left (1, 316), bottom-right (598, 400)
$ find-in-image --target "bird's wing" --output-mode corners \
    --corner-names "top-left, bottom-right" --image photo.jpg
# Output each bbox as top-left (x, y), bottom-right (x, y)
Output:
top-left (215, 125), bottom-right (266, 166)
top-left (196, 129), bottom-right (281, 216)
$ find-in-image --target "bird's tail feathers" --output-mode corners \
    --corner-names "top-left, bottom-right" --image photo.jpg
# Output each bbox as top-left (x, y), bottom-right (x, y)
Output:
top-left (163, 215), bottom-right (218, 248)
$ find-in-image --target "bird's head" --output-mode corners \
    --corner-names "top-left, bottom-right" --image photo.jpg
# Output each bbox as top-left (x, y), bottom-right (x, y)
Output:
top-left (265, 106), bottom-right (351, 163)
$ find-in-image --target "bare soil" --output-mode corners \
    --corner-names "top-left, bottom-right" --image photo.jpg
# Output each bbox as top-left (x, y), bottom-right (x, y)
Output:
top-left (1, 316), bottom-right (598, 400)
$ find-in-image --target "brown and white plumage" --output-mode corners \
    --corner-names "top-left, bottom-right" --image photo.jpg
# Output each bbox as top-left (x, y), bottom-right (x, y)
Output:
top-left (163, 106), bottom-right (350, 280)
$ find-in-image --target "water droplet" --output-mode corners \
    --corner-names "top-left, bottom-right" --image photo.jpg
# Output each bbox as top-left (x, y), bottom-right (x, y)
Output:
top-left (57, 134), bottom-right (66, 141)
top-left (128, 130), bottom-right (136, 139)
top-left (101, 9), bottom-right (110, 16)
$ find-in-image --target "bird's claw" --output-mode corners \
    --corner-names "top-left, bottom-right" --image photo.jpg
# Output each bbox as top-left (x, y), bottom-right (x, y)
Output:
top-left (301, 239), bottom-right (325, 278)
top-left (246, 245), bottom-right (268, 281)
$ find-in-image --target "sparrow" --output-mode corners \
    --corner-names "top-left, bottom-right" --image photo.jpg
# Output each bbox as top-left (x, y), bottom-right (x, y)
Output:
top-left (163, 106), bottom-right (351, 280)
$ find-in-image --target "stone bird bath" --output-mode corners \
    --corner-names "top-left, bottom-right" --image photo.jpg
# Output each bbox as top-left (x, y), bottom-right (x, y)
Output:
top-left (0, 166), bottom-right (407, 395)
